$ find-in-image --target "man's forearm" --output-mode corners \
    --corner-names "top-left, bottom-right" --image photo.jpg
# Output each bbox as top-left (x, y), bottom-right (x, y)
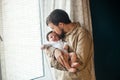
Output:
top-left (45, 47), bottom-right (67, 71)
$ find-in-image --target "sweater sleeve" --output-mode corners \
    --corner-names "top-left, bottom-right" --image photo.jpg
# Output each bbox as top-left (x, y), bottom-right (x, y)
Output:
top-left (76, 29), bottom-right (94, 71)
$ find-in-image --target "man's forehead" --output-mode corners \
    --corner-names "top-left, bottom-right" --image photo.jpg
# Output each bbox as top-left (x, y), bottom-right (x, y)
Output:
top-left (48, 23), bottom-right (53, 26)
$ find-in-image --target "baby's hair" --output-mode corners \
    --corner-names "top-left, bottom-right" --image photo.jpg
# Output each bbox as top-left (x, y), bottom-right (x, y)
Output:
top-left (46, 31), bottom-right (53, 41)
top-left (46, 31), bottom-right (60, 41)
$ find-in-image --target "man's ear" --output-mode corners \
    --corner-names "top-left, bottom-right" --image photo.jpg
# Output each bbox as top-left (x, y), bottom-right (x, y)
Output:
top-left (58, 22), bottom-right (64, 28)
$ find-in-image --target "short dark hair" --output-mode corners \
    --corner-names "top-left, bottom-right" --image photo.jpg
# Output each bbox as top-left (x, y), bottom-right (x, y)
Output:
top-left (46, 9), bottom-right (71, 26)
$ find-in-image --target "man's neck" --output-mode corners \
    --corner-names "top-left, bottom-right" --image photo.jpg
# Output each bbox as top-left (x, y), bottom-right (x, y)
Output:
top-left (64, 23), bottom-right (75, 33)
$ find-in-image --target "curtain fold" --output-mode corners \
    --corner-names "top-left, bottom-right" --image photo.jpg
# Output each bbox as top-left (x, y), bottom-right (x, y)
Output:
top-left (70, 0), bottom-right (92, 33)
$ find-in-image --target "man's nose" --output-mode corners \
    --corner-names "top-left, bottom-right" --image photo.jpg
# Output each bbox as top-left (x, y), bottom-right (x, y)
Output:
top-left (53, 31), bottom-right (56, 33)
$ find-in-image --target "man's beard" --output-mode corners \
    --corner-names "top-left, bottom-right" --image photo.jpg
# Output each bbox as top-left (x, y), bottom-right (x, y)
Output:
top-left (59, 29), bottom-right (65, 39)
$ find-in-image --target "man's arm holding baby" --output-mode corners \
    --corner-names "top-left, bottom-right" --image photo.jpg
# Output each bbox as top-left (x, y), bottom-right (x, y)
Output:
top-left (44, 46), bottom-right (67, 70)
top-left (41, 44), bottom-right (51, 50)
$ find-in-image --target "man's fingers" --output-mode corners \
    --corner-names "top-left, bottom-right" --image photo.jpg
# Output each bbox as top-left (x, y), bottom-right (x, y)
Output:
top-left (57, 56), bottom-right (65, 66)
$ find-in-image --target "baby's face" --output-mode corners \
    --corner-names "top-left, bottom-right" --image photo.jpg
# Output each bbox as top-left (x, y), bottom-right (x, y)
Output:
top-left (48, 32), bottom-right (60, 42)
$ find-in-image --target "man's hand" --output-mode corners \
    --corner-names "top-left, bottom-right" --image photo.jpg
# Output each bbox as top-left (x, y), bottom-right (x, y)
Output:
top-left (63, 45), bottom-right (69, 51)
top-left (54, 49), bottom-right (69, 67)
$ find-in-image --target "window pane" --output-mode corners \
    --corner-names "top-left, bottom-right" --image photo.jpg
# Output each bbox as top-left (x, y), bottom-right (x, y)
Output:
top-left (3, 25), bottom-right (43, 80)
top-left (1, 0), bottom-right (44, 80)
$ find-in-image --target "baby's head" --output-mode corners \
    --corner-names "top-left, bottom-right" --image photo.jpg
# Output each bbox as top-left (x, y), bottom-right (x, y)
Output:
top-left (47, 31), bottom-right (60, 42)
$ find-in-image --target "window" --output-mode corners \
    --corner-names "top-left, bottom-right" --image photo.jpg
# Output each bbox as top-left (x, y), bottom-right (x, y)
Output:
top-left (1, 0), bottom-right (44, 80)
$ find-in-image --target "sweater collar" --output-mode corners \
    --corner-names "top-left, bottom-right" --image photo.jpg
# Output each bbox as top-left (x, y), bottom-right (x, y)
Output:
top-left (65, 22), bottom-right (81, 36)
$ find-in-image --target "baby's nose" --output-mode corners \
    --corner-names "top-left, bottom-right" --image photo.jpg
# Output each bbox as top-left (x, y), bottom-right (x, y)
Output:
top-left (53, 36), bottom-right (55, 38)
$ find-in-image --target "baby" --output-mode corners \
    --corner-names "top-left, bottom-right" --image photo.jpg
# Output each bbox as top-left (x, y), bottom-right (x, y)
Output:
top-left (41, 31), bottom-right (79, 72)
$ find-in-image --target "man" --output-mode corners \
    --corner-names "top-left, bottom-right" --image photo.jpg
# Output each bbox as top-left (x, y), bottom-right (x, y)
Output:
top-left (45, 9), bottom-right (96, 80)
